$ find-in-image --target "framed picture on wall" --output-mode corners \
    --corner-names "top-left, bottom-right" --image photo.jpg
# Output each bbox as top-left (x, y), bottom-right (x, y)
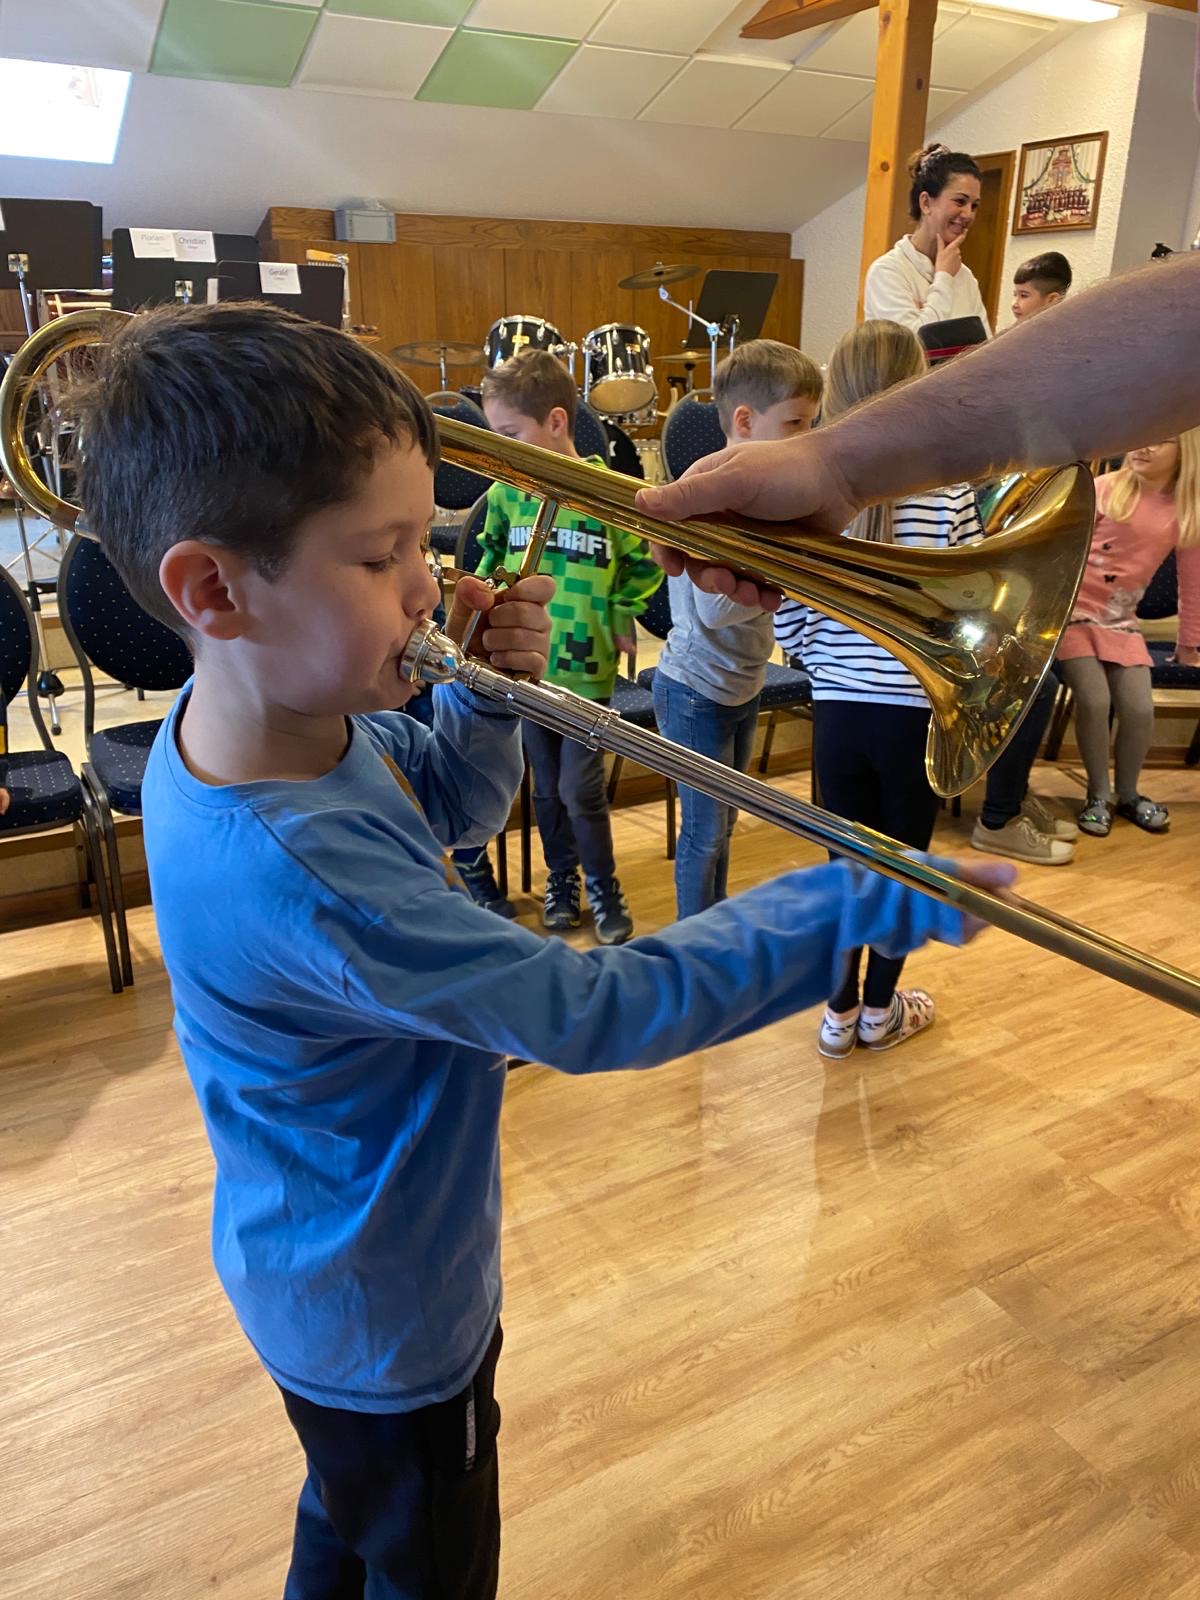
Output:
top-left (1013, 132), bottom-right (1108, 234)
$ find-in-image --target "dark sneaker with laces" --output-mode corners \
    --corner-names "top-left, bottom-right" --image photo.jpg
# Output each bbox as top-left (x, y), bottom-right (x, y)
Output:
top-left (457, 850), bottom-right (516, 919)
top-left (543, 868), bottom-right (583, 930)
top-left (586, 874), bottom-right (634, 945)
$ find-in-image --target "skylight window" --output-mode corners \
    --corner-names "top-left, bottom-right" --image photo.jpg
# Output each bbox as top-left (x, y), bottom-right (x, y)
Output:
top-left (0, 59), bottom-right (131, 164)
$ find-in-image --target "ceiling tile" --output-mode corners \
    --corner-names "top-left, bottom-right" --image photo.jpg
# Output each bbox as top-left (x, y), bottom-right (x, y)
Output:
top-left (792, 9), bottom-right (878, 76)
top-left (260, 0), bottom-right (323, 8)
top-left (464, 0), bottom-right (610, 38)
top-left (931, 12), bottom-right (1051, 92)
top-left (325, 0), bottom-right (474, 22)
top-left (297, 15), bottom-right (454, 95)
top-left (694, 0), bottom-right (835, 63)
top-left (640, 56), bottom-right (788, 130)
top-left (823, 82), bottom-right (963, 143)
top-left (537, 44), bottom-right (686, 119)
top-left (589, 0), bottom-right (743, 57)
top-left (151, 0), bottom-right (319, 85)
top-left (416, 28), bottom-right (577, 108)
top-left (735, 67), bottom-right (871, 137)
top-left (0, 0), bottom-right (162, 72)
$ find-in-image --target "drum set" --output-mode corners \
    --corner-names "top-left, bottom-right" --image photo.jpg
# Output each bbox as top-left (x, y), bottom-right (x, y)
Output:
top-left (391, 262), bottom-right (719, 483)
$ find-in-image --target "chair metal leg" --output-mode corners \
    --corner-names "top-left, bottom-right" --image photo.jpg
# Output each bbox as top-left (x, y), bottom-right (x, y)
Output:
top-left (520, 758), bottom-right (532, 895)
top-left (78, 800), bottom-right (123, 994)
top-left (606, 753), bottom-right (625, 803)
top-left (666, 778), bottom-right (676, 861)
top-left (1187, 718), bottom-right (1200, 768)
top-left (757, 710), bottom-right (780, 774)
top-left (495, 829), bottom-right (509, 898)
top-left (84, 764), bottom-right (133, 987)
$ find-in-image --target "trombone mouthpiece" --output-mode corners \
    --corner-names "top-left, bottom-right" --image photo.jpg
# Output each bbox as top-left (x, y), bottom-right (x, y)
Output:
top-left (401, 621), bottom-right (464, 686)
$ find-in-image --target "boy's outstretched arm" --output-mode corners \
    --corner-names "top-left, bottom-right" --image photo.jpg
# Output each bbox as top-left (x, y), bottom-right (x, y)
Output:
top-left (339, 855), bottom-right (1014, 1073)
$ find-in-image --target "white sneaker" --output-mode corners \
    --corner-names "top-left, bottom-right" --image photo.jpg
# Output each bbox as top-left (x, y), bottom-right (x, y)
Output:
top-left (858, 989), bottom-right (935, 1051)
top-left (818, 1005), bottom-right (860, 1059)
top-left (971, 812), bottom-right (1074, 865)
top-left (1022, 792), bottom-right (1079, 842)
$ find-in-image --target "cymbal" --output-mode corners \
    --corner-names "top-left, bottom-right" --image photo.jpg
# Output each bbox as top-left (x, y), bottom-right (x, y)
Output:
top-left (618, 261), bottom-right (698, 291)
top-left (658, 349), bottom-right (714, 366)
top-left (391, 338), bottom-right (481, 367)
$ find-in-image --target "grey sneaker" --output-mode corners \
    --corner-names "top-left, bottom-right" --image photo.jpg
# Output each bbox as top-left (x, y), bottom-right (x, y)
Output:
top-left (1021, 792), bottom-right (1079, 842)
top-left (971, 812), bottom-right (1074, 865)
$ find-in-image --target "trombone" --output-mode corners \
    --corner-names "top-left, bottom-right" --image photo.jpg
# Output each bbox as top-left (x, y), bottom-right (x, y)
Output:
top-left (3, 309), bottom-right (1199, 1015)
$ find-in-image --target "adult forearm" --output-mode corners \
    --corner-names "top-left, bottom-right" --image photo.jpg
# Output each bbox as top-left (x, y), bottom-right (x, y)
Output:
top-left (834, 255), bottom-right (1200, 506)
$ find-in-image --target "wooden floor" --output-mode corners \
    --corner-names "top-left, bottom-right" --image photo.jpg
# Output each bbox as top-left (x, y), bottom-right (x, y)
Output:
top-left (5, 759), bottom-right (1200, 1600)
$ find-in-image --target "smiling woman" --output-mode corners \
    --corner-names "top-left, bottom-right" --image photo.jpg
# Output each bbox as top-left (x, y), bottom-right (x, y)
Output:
top-left (0, 57), bottom-right (130, 163)
top-left (862, 143), bottom-right (991, 337)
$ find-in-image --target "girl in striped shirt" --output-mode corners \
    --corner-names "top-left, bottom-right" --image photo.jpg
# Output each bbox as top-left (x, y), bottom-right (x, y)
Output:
top-left (774, 321), bottom-right (984, 1058)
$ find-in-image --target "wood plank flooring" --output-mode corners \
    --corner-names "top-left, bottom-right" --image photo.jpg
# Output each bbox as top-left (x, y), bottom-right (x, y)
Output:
top-left (3, 761), bottom-right (1200, 1599)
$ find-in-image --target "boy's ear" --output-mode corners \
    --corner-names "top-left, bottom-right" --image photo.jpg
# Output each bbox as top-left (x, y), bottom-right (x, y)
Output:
top-left (548, 406), bottom-right (570, 438)
top-left (1047, 290), bottom-right (1065, 306)
top-left (159, 541), bottom-right (251, 641)
top-left (730, 403), bottom-right (755, 440)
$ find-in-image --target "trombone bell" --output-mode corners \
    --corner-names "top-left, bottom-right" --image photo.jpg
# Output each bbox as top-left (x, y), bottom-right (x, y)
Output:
top-left (436, 416), bottom-right (1095, 798)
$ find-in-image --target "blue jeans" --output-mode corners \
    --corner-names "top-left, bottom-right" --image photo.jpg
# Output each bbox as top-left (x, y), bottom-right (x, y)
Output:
top-left (653, 672), bottom-right (761, 919)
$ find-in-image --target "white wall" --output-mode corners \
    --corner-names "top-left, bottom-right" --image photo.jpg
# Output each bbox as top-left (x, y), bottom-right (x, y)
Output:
top-left (1111, 10), bottom-right (1200, 272)
top-left (791, 10), bottom-right (1152, 360)
top-left (0, 70), bottom-right (866, 238)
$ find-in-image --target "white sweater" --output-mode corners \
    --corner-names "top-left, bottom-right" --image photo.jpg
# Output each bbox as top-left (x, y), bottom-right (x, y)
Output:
top-left (863, 234), bottom-right (991, 335)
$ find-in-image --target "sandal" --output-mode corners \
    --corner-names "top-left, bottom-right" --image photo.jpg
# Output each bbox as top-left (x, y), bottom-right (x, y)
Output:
top-left (1115, 794), bottom-right (1170, 833)
top-left (857, 988), bottom-right (935, 1052)
top-left (818, 1005), bottom-right (861, 1060)
top-left (1077, 797), bottom-right (1113, 837)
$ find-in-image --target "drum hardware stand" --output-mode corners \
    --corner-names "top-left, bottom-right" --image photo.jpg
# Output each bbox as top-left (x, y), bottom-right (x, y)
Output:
top-left (657, 285), bottom-right (722, 391)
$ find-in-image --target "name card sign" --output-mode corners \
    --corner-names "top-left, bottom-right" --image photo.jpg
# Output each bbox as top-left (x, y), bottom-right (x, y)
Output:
top-left (129, 227), bottom-right (175, 259)
top-left (260, 262), bottom-right (301, 295)
top-left (174, 230), bottom-right (216, 263)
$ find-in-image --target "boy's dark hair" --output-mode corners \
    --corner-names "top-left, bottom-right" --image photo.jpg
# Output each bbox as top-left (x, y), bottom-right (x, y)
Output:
top-left (75, 301), bottom-right (438, 633)
top-left (712, 339), bottom-right (823, 432)
top-left (1013, 250), bottom-right (1073, 296)
top-left (907, 142), bottom-right (982, 222)
top-left (481, 348), bottom-right (577, 429)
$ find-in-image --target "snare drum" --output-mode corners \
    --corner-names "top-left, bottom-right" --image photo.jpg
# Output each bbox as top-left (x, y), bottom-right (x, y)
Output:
top-left (484, 314), bottom-right (569, 369)
top-left (584, 323), bottom-right (656, 416)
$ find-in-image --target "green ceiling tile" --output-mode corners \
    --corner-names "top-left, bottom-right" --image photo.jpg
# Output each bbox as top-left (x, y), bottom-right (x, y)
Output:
top-left (325, 0), bottom-right (474, 21)
top-left (151, 0), bottom-right (318, 86)
top-left (416, 29), bottom-right (576, 110)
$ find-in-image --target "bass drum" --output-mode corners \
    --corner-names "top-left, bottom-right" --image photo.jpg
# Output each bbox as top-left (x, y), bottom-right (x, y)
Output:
top-left (584, 323), bottom-right (656, 416)
top-left (603, 419), bottom-right (644, 481)
top-left (483, 314), bottom-right (569, 369)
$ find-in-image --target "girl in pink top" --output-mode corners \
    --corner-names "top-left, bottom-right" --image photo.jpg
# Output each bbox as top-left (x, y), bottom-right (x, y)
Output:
top-left (1057, 430), bottom-right (1200, 835)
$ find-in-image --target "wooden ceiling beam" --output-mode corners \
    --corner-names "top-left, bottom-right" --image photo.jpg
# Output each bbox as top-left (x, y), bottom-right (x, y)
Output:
top-left (741, 0), bottom-right (879, 40)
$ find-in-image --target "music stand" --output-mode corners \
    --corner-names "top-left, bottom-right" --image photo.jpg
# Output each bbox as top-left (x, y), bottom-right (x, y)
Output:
top-left (694, 270), bottom-right (778, 348)
top-left (0, 199), bottom-right (103, 334)
top-left (214, 260), bottom-right (346, 328)
top-left (111, 228), bottom-right (259, 311)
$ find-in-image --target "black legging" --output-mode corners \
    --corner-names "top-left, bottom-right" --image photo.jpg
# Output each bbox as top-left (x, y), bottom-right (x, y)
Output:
top-left (813, 699), bottom-right (940, 1011)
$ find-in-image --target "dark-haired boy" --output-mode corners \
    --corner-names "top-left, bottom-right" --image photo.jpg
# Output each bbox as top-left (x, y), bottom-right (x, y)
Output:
top-left (78, 301), bottom-right (1007, 1600)
top-left (479, 348), bottom-right (662, 944)
top-left (1011, 250), bottom-right (1072, 321)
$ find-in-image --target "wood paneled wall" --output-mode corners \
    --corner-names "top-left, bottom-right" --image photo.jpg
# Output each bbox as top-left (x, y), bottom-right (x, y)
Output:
top-left (258, 208), bottom-right (805, 404)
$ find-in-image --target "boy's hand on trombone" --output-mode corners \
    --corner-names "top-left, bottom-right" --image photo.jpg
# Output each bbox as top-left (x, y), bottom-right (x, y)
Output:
top-left (634, 435), bottom-right (862, 612)
top-left (447, 573), bottom-right (556, 679)
top-left (945, 855), bottom-right (1020, 940)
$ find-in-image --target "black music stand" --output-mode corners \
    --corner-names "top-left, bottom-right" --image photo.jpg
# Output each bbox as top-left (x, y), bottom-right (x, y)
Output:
top-left (214, 260), bottom-right (345, 327)
top-left (0, 199), bottom-right (103, 334)
top-left (694, 269), bottom-right (778, 347)
top-left (111, 228), bottom-right (259, 311)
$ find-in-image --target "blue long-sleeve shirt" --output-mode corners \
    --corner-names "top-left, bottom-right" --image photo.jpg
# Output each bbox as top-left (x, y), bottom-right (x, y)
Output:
top-left (143, 678), bottom-right (966, 1413)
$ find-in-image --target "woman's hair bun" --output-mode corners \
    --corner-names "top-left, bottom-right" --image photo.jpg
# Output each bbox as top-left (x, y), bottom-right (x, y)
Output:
top-left (907, 141), bottom-right (951, 180)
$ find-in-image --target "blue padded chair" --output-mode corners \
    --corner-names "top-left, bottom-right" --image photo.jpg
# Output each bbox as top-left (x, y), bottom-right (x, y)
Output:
top-left (0, 561), bottom-right (121, 993)
top-left (661, 394), bottom-right (726, 482)
top-left (573, 399), bottom-right (608, 463)
top-left (1141, 553), bottom-right (1200, 761)
top-left (432, 393), bottom-right (492, 517)
top-left (58, 535), bottom-right (193, 987)
top-left (756, 660), bottom-right (813, 774)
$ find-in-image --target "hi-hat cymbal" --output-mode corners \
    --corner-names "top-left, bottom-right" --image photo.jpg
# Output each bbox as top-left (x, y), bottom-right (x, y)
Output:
top-left (391, 338), bottom-right (482, 368)
top-left (659, 349), bottom-right (714, 366)
top-left (618, 261), bottom-right (699, 291)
